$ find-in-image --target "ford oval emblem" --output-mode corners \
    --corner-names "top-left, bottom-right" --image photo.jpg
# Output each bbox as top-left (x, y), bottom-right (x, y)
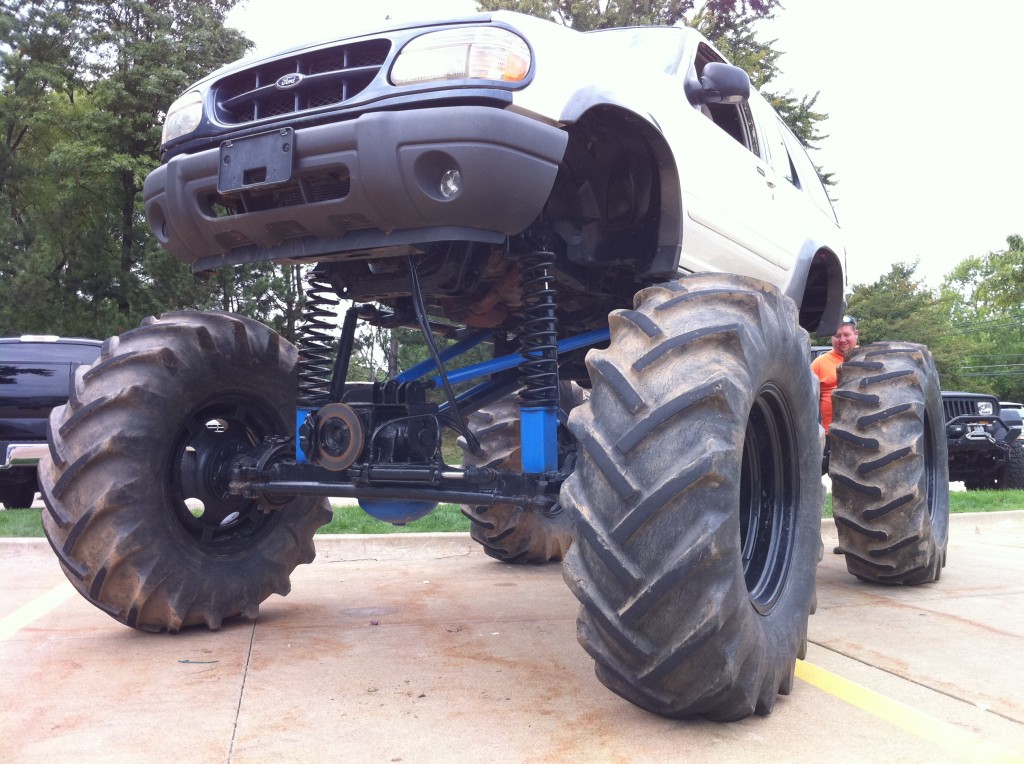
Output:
top-left (276, 73), bottom-right (304, 89)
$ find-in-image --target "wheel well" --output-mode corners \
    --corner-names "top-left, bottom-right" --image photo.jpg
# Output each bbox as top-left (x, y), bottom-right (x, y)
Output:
top-left (541, 105), bottom-right (845, 334)
top-left (545, 105), bottom-right (682, 281)
top-left (794, 247), bottom-right (844, 336)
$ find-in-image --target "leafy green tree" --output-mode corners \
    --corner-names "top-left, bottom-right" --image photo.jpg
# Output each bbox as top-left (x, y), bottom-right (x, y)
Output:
top-left (940, 236), bottom-right (1024, 399)
top-left (844, 261), bottom-right (960, 385)
top-left (0, 1), bottom-right (257, 338)
top-left (476, 0), bottom-right (779, 28)
top-left (209, 263), bottom-right (306, 341)
top-left (971, 234), bottom-right (1024, 312)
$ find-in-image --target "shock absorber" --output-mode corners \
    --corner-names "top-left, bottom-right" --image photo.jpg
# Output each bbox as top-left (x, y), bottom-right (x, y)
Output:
top-left (518, 248), bottom-right (559, 473)
top-left (294, 272), bottom-right (371, 471)
top-left (296, 270), bottom-right (339, 408)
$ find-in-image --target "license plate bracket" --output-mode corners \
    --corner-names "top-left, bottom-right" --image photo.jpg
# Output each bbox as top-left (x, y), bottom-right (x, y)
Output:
top-left (217, 128), bottom-right (294, 194)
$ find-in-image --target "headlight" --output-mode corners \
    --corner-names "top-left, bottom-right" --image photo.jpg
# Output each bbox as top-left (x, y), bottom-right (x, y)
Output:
top-left (977, 401), bottom-right (994, 416)
top-left (161, 91), bottom-right (203, 145)
top-left (390, 28), bottom-right (530, 86)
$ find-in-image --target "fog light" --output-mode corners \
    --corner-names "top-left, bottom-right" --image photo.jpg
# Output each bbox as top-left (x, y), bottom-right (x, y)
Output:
top-left (439, 169), bottom-right (462, 199)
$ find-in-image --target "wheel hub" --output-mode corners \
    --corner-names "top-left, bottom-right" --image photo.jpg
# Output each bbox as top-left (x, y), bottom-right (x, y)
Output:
top-left (170, 397), bottom-right (282, 553)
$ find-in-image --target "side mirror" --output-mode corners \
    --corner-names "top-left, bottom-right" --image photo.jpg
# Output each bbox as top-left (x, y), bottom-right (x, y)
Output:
top-left (694, 62), bottom-right (750, 105)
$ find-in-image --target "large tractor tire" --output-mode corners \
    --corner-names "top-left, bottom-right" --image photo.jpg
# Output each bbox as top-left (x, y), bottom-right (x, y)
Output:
top-left (458, 382), bottom-right (585, 563)
top-left (562, 273), bottom-right (823, 721)
top-left (829, 342), bottom-right (949, 584)
top-left (39, 311), bottom-right (333, 632)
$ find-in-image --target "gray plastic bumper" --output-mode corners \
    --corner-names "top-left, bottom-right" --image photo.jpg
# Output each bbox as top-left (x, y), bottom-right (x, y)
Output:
top-left (144, 106), bottom-right (569, 270)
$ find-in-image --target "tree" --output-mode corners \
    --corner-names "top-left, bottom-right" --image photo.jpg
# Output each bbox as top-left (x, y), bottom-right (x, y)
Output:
top-left (476, 0), bottom-right (780, 28)
top-left (940, 236), bottom-right (1024, 400)
top-left (0, 1), bottom-right (256, 338)
top-left (844, 261), bottom-right (960, 385)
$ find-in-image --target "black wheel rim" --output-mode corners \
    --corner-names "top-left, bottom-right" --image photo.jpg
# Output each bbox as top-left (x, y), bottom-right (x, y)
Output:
top-left (923, 409), bottom-right (939, 519)
top-left (739, 384), bottom-right (797, 615)
top-left (169, 393), bottom-right (283, 556)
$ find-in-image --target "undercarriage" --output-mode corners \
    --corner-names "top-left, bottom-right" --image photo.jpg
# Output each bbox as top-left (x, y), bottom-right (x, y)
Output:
top-left (233, 246), bottom-right (613, 524)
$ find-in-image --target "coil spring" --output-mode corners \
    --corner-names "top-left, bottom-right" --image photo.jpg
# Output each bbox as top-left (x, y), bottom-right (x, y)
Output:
top-left (296, 274), bottom-right (340, 408)
top-left (518, 249), bottom-right (559, 407)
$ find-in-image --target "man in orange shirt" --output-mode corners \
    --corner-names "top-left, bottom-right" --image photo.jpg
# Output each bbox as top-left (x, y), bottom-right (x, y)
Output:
top-left (811, 315), bottom-right (860, 433)
top-left (813, 316), bottom-right (859, 551)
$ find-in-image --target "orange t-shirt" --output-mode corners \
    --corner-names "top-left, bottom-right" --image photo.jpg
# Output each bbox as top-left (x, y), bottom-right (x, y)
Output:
top-left (810, 349), bottom-right (844, 432)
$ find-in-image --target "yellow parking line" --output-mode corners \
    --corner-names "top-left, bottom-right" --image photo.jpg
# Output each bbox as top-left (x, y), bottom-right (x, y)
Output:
top-left (796, 660), bottom-right (1023, 762)
top-left (0, 581), bottom-right (76, 640)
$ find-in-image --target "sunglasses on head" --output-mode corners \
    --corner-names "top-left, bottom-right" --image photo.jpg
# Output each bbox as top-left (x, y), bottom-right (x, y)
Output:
top-left (841, 315), bottom-right (857, 326)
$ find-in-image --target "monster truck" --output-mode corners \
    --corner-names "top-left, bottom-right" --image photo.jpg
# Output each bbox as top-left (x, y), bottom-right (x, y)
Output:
top-left (943, 391), bottom-right (1024, 490)
top-left (39, 11), bottom-right (948, 721)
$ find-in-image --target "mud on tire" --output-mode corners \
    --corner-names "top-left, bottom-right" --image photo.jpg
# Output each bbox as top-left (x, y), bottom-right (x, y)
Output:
top-left (562, 273), bottom-right (822, 721)
top-left (829, 342), bottom-right (949, 584)
top-left (39, 311), bottom-right (333, 632)
top-left (458, 383), bottom-right (585, 563)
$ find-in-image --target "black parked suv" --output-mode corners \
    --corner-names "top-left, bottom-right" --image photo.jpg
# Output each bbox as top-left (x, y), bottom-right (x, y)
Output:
top-left (0, 336), bottom-right (102, 508)
top-left (943, 391), bottom-right (1024, 489)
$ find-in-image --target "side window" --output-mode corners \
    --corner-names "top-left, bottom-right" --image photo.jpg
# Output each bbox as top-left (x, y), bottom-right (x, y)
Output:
top-left (694, 44), bottom-right (759, 157)
top-left (780, 125), bottom-right (838, 223)
top-left (764, 118), bottom-right (797, 186)
top-left (749, 93), bottom-right (797, 186)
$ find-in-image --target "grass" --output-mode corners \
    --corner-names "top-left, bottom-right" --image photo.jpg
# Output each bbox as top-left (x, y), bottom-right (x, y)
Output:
top-left (0, 507), bottom-right (47, 538)
top-left (321, 502), bottom-right (470, 533)
top-left (0, 501), bottom-right (471, 538)
top-left (2, 490), bottom-right (1022, 538)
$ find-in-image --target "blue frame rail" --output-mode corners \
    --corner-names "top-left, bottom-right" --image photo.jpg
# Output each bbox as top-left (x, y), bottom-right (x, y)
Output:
top-left (397, 328), bottom-right (610, 472)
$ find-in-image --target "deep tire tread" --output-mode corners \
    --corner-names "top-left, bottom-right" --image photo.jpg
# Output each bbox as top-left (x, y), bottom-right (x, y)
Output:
top-left (562, 273), bottom-right (822, 721)
top-left (40, 310), bottom-right (332, 632)
top-left (829, 342), bottom-right (949, 585)
top-left (457, 384), bottom-right (583, 563)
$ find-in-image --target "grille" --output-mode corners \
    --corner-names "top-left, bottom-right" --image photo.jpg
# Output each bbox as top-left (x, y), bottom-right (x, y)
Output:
top-left (214, 39), bottom-right (391, 124)
top-left (205, 169), bottom-right (352, 218)
top-left (943, 398), bottom-right (981, 420)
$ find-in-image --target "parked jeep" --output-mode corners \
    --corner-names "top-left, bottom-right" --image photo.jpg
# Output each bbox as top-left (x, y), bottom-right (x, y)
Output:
top-left (943, 391), bottom-right (1024, 489)
top-left (40, 12), bottom-right (949, 721)
top-left (0, 336), bottom-right (102, 508)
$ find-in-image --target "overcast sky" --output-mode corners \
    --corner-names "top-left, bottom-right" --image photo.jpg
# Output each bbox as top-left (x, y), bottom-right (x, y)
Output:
top-left (225, 0), bottom-right (1024, 290)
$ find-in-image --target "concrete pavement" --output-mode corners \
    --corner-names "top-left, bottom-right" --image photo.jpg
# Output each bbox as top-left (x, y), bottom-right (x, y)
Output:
top-left (2, 512), bottom-right (1023, 763)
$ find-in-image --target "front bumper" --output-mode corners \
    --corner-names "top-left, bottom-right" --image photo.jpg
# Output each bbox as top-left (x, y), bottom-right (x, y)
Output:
top-left (144, 105), bottom-right (569, 271)
top-left (945, 415), bottom-right (1018, 454)
top-left (2, 443), bottom-right (47, 470)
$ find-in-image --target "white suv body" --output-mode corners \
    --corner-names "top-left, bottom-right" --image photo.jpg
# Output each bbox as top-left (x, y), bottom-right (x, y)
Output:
top-left (145, 11), bottom-right (846, 334)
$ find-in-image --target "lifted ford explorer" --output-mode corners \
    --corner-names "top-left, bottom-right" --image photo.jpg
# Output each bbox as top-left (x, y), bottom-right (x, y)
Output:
top-left (39, 11), bottom-right (949, 722)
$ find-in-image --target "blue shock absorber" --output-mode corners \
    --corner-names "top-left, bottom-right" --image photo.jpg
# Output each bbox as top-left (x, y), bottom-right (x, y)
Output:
top-left (518, 249), bottom-right (559, 473)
